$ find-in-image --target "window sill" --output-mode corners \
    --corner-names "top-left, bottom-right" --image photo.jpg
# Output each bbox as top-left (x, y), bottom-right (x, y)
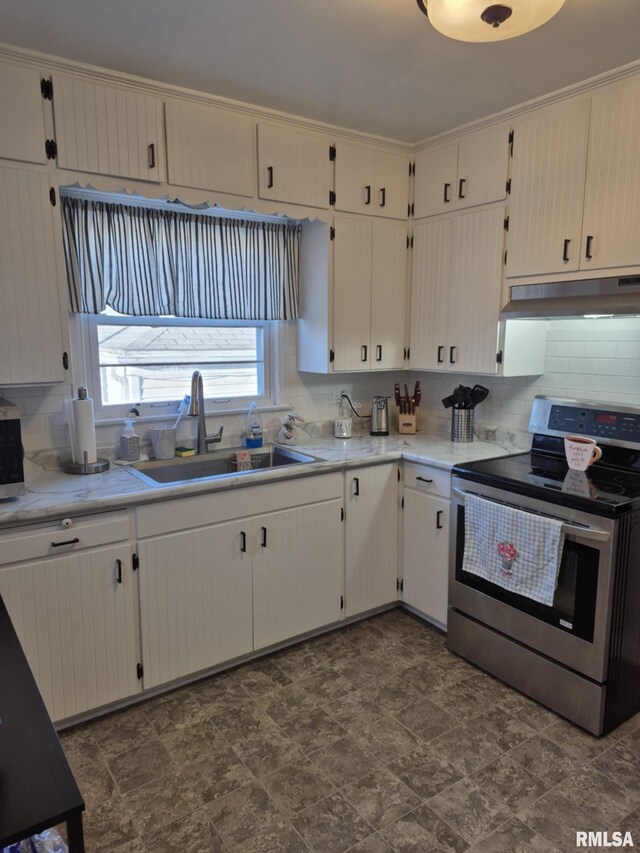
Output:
top-left (95, 402), bottom-right (293, 427)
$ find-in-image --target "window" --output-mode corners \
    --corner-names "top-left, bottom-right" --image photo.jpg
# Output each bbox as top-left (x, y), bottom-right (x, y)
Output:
top-left (81, 309), bottom-right (279, 420)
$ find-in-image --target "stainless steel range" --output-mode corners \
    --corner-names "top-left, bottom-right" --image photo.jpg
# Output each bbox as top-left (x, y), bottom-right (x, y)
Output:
top-left (449, 396), bottom-right (640, 735)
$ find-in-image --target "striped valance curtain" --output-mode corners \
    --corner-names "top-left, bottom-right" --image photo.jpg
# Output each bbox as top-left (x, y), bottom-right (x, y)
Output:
top-left (61, 197), bottom-right (300, 320)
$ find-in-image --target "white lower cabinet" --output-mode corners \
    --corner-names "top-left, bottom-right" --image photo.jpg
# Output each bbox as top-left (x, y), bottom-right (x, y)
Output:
top-left (135, 473), bottom-right (345, 688)
top-left (345, 463), bottom-right (400, 617)
top-left (137, 519), bottom-right (253, 689)
top-left (253, 499), bottom-right (344, 649)
top-left (402, 464), bottom-right (451, 627)
top-left (0, 513), bottom-right (138, 722)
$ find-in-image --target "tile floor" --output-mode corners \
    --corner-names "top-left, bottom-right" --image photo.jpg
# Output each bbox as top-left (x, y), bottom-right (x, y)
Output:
top-left (58, 608), bottom-right (640, 852)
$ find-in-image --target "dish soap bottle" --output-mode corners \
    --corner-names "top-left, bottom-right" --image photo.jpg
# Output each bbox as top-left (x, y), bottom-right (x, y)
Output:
top-left (245, 402), bottom-right (264, 449)
top-left (119, 417), bottom-right (140, 462)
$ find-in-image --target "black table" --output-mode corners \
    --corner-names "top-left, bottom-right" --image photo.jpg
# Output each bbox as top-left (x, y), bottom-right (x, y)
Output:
top-left (0, 596), bottom-right (85, 851)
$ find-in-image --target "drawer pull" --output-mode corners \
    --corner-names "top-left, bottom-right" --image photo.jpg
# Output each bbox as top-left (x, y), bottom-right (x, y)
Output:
top-left (51, 537), bottom-right (80, 548)
top-left (436, 510), bottom-right (444, 530)
top-left (416, 476), bottom-right (433, 483)
top-left (240, 531), bottom-right (247, 553)
top-left (365, 185), bottom-right (371, 205)
top-left (147, 143), bottom-right (156, 169)
top-left (353, 477), bottom-right (360, 496)
top-left (267, 166), bottom-right (274, 188)
top-left (261, 526), bottom-right (268, 548)
top-left (115, 559), bottom-right (123, 584)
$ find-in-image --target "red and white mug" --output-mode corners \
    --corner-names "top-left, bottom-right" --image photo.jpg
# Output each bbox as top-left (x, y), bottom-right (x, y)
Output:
top-left (564, 435), bottom-right (602, 471)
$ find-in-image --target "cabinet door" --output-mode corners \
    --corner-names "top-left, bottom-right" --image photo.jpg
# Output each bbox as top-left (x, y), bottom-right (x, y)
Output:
top-left (371, 221), bottom-right (407, 370)
top-left (345, 464), bottom-right (399, 617)
top-left (413, 144), bottom-right (458, 219)
top-left (403, 489), bottom-right (449, 627)
top-left (507, 99), bottom-right (590, 278)
top-left (334, 141), bottom-right (375, 215)
top-left (0, 544), bottom-right (138, 721)
top-left (0, 165), bottom-right (66, 385)
top-left (0, 62), bottom-right (46, 165)
top-left (165, 101), bottom-right (256, 197)
top-left (409, 218), bottom-right (451, 371)
top-left (253, 499), bottom-right (343, 649)
top-left (448, 207), bottom-right (505, 374)
top-left (138, 519), bottom-right (253, 689)
top-left (373, 150), bottom-right (410, 220)
top-left (333, 216), bottom-right (372, 371)
top-left (52, 75), bottom-right (166, 182)
top-left (456, 125), bottom-right (510, 210)
top-left (258, 123), bottom-right (330, 209)
top-left (581, 77), bottom-right (640, 271)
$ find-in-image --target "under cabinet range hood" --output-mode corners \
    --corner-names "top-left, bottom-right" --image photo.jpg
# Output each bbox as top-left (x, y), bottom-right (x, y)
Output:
top-left (501, 276), bottom-right (640, 319)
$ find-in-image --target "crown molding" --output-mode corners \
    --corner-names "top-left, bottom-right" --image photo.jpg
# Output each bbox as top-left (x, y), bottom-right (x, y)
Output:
top-left (0, 41), bottom-right (411, 153)
top-left (415, 57), bottom-right (640, 151)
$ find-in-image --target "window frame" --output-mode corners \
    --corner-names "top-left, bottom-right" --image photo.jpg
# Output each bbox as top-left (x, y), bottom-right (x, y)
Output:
top-left (78, 312), bottom-right (284, 422)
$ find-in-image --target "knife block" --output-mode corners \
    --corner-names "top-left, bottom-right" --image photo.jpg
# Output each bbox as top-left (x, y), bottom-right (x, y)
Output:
top-left (397, 408), bottom-right (417, 434)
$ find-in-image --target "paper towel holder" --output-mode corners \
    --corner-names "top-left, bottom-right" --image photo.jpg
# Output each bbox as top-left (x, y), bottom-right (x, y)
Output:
top-left (65, 449), bottom-right (110, 475)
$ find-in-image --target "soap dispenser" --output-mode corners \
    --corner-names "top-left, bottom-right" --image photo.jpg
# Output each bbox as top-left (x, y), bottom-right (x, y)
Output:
top-left (245, 402), bottom-right (264, 449)
top-left (119, 415), bottom-right (140, 462)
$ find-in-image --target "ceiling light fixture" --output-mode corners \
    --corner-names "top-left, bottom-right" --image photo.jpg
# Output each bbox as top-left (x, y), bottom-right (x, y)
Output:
top-left (416, 0), bottom-right (566, 42)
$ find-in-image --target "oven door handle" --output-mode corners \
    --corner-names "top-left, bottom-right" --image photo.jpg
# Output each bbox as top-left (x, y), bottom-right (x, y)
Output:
top-left (452, 488), bottom-right (611, 542)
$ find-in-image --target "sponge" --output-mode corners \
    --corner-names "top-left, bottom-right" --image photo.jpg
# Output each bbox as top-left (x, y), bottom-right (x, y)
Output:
top-left (175, 447), bottom-right (196, 457)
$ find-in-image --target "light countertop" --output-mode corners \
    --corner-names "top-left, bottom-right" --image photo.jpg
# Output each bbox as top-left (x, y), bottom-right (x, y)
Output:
top-left (0, 431), bottom-right (528, 529)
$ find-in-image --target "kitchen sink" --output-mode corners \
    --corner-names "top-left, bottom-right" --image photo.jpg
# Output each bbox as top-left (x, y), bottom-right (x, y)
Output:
top-left (125, 444), bottom-right (321, 487)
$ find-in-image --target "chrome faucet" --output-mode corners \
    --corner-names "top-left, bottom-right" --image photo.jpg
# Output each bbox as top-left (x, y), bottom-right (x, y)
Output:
top-left (188, 370), bottom-right (224, 454)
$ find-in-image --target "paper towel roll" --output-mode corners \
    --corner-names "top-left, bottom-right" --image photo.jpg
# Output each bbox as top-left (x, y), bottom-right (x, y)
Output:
top-left (72, 390), bottom-right (97, 465)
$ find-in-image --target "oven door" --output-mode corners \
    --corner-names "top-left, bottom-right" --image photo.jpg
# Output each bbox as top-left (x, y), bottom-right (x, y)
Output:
top-left (449, 477), bottom-right (617, 683)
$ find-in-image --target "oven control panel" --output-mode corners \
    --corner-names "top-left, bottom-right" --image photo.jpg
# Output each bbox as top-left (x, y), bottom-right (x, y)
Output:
top-left (548, 404), bottom-right (640, 441)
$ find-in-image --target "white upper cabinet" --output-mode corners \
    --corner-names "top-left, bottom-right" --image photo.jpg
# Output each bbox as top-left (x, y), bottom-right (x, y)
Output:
top-left (411, 207), bottom-right (505, 375)
top-left (165, 101), bottom-right (256, 197)
top-left (334, 141), bottom-right (409, 220)
top-left (413, 126), bottom-right (510, 219)
top-left (0, 62), bottom-right (46, 165)
top-left (333, 216), bottom-right (407, 372)
top-left (580, 76), bottom-right (640, 271)
top-left (51, 75), bottom-right (166, 182)
top-left (0, 165), bottom-right (67, 385)
top-left (257, 123), bottom-right (331, 209)
top-left (506, 98), bottom-right (591, 278)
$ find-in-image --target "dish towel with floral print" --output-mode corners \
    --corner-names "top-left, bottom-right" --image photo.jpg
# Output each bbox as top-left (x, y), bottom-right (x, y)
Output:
top-left (462, 494), bottom-right (565, 606)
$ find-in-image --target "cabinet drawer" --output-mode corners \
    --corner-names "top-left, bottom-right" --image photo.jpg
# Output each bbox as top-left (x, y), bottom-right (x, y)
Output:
top-left (403, 462), bottom-right (451, 499)
top-left (0, 511), bottom-right (130, 566)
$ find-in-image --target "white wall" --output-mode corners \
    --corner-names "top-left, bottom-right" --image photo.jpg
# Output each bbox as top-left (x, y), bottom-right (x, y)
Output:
top-left (4, 317), bottom-right (640, 455)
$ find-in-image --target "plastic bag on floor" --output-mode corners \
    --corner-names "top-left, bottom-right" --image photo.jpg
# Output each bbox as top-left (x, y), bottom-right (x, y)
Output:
top-left (2, 829), bottom-right (68, 853)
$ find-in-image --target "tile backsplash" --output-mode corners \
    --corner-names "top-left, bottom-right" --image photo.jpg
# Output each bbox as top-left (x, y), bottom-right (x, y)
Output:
top-left (4, 317), bottom-right (640, 455)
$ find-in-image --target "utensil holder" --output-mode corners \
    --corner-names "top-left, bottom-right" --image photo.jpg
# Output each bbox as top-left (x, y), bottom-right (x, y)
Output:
top-left (451, 407), bottom-right (474, 443)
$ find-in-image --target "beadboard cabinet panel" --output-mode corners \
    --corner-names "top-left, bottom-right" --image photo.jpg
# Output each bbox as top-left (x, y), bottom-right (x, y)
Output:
top-left (257, 123), bottom-right (330, 209)
top-left (0, 62), bottom-right (46, 165)
top-left (0, 544), bottom-right (139, 722)
top-left (409, 218), bottom-right (452, 371)
top-left (506, 99), bottom-right (591, 278)
top-left (253, 499), bottom-right (344, 649)
top-left (165, 101), bottom-right (256, 197)
top-left (413, 144), bottom-right (458, 219)
top-left (581, 76), bottom-right (640, 271)
top-left (371, 220), bottom-right (407, 370)
top-left (52, 75), bottom-right (166, 182)
top-left (0, 165), bottom-right (66, 385)
top-left (345, 464), bottom-right (399, 617)
top-left (333, 216), bottom-right (373, 371)
top-left (448, 206), bottom-right (505, 374)
top-left (334, 142), bottom-right (409, 220)
top-left (456, 125), bottom-right (510, 211)
top-left (403, 488), bottom-right (449, 627)
top-left (138, 520), bottom-right (253, 689)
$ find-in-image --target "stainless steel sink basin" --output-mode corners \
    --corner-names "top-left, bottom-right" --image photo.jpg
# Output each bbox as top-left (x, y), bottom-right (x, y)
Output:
top-left (126, 444), bottom-right (321, 487)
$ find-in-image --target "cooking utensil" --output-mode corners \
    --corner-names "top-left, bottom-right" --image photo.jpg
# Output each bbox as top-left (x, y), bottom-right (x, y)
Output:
top-left (394, 383), bottom-right (401, 407)
top-left (442, 394), bottom-right (455, 409)
top-left (413, 381), bottom-right (421, 408)
top-left (470, 385), bottom-right (490, 407)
